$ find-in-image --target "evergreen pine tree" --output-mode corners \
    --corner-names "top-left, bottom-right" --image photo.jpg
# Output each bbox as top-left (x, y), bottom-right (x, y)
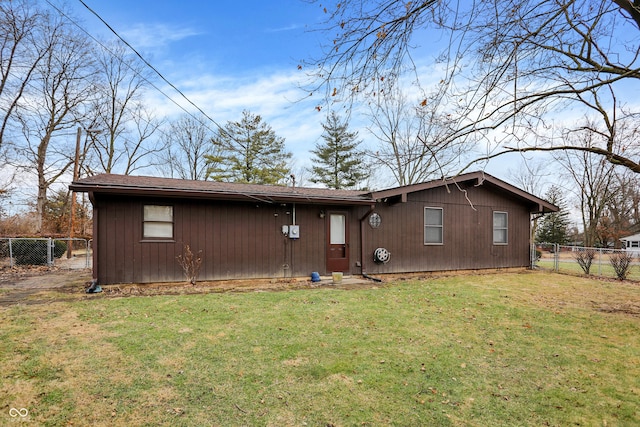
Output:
top-left (309, 111), bottom-right (369, 189)
top-left (536, 185), bottom-right (571, 244)
top-left (205, 110), bottom-right (291, 184)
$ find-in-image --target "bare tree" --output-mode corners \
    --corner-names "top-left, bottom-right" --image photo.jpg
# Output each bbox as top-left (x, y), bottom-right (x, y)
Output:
top-left (158, 114), bottom-right (214, 180)
top-left (12, 10), bottom-right (97, 233)
top-left (0, 0), bottom-right (48, 149)
top-left (506, 159), bottom-right (550, 196)
top-left (507, 158), bottom-right (553, 239)
top-left (599, 171), bottom-right (640, 246)
top-left (366, 84), bottom-right (468, 186)
top-left (556, 127), bottom-right (619, 247)
top-left (87, 41), bottom-right (161, 175)
top-left (306, 0), bottom-right (640, 174)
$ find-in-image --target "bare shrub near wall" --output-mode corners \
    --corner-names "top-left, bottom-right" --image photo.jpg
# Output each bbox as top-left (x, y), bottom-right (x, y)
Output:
top-left (176, 245), bottom-right (202, 285)
top-left (609, 251), bottom-right (634, 280)
top-left (574, 248), bottom-right (596, 275)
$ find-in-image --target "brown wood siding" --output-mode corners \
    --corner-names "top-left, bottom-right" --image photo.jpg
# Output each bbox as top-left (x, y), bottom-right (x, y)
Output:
top-left (361, 184), bottom-right (532, 274)
top-left (94, 195), bottom-right (360, 284)
top-left (93, 181), bottom-right (533, 284)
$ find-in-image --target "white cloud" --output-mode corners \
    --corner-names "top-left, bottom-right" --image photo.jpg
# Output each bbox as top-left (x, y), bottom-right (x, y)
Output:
top-left (121, 23), bottom-right (202, 51)
top-left (266, 24), bottom-right (303, 33)
top-left (145, 67), bottom-right (326, 167)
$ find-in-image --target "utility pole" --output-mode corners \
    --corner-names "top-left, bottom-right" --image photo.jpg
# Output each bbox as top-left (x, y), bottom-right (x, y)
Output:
top-left (67, 127), bottom-right (99, 258)
top-left (67, 127), bottom-right (82, 258)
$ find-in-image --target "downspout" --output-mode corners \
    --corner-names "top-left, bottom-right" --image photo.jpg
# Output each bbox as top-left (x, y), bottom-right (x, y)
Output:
top-left (290, 175), bottom-right (296, 277)
top-left (359, 204), bottom-right (382, 282)
top-left (86, 191), bottom-right (101, 293)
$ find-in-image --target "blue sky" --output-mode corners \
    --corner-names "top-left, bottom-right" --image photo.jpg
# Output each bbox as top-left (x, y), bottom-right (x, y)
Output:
top-left (69, 0), bottom-right (335, 180)
top-left (65, 0), bottom-right (533, 188)
top-left (74, 1), bottom-right (324, 73)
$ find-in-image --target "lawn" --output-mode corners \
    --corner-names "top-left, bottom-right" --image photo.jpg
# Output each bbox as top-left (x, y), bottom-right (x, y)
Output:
top-left (1, 271), bottom-right (639, 426)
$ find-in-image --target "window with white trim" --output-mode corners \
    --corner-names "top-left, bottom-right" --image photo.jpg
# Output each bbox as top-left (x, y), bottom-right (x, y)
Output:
top-left (143, 205), bottom-right (174, 239)
top-left (493, 211), bottom-right (508, 244)
top-left (424, 207), bottom-right (443, 245)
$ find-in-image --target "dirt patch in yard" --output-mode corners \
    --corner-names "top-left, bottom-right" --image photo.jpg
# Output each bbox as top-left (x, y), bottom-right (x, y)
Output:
top-left (0, 267), bottom-right (383, 306)
top-left (0, 267), bottom-right (92, 306)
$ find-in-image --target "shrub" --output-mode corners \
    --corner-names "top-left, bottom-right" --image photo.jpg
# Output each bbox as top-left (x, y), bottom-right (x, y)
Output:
top-left (53, 240), bottom-right (67, 258)
top-left (574, 248), bottom-right (596, 275)
top-left (176, 244), bottom-right (202, 285)
top-left (0, 240), bottom-right (8, 258)
top-left (609, 251), bottom-right (634, 280)
top-left (11, 239), bottom-right (67, 265)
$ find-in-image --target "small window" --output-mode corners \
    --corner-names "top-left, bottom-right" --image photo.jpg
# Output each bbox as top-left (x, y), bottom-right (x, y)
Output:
top-left (330, 214), bottom-right (346, 244)
top-left (493, 211), bottom-right (508, 245)
top-left (143, 205), bottom-right (173, 239)
top-left (424, 207), bottom-right (443, 245)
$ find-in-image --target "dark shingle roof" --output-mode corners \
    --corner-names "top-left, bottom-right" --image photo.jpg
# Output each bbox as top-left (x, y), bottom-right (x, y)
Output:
top-left (71, 174), bottom-right (373, 205)
top-left (71, 171), bottom-right (559, 213)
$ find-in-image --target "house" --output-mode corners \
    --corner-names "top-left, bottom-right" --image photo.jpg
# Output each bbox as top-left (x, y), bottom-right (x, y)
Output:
top-left (620, 233), bottom-right (640, 256)
top-left (70, 171), bottom-right (558, 285)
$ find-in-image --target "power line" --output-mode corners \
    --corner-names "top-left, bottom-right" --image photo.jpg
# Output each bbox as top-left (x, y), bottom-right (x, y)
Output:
top-left (45, 0), bottom-right (223, 135)
top-left (76, 0), bottom-right (225, 131)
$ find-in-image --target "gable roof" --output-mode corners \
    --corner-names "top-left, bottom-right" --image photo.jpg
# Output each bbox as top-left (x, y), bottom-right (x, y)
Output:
top-left (71, 171), bottom-right (558, 213)
top-left (369, 171), bottom-right (558, 213)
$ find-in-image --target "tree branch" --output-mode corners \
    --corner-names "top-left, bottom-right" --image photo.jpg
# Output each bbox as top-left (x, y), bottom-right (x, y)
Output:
top-left (462, 145), bottom-right (640, 174)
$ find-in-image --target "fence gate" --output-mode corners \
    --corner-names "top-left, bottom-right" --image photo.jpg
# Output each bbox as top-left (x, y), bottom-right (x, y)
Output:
top-left (0, 237), bottom-right (91, 269)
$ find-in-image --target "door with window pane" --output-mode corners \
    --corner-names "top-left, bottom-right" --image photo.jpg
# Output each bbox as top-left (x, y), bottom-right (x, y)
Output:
top-left (326, 212), bottom-right (349, 272)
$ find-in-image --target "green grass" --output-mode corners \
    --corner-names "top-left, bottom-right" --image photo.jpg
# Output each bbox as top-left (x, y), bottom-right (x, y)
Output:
top-left (1, 272), bottom-right (639, 426)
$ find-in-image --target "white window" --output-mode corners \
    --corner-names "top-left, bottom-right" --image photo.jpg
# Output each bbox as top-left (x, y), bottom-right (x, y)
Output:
top-left (424, 207), bottom-right (443, 245)
top-left (493, 211), bottom-right (508, 245)
top-left (143, 205), bottom-right (173, 239)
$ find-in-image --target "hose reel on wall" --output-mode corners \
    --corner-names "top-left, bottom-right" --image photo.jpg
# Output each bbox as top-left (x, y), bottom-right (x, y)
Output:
top-left (373, 247), bottom-right (391, 264)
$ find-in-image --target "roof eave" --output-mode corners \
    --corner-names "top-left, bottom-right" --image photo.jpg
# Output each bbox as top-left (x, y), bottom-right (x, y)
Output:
top-left (368, 172), bottom-right (559, 213)
top-left (70, 183), bottom-right (373, 206)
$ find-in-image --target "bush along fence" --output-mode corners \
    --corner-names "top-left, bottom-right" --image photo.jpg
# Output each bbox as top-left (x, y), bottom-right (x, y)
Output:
top-left (0, 238), bottom-right (91, 269)
top-left (533, 243), bottom-right (640, 281)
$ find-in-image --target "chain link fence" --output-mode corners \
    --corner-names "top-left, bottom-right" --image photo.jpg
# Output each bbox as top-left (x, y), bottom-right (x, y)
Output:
top-left (0, 237), bottom-right (92, 270)
top-left (533, 243), bottom-right (640, 281)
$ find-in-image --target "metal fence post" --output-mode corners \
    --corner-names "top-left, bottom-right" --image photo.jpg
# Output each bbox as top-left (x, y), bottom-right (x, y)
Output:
top-left (555, 243), bottom-right (559, 271)
top-left (8, 238), bottom-right (14, 268)
top-left (598, 248), bottom-right (602, 276)
top-left (47, 237), bottom-right (53, 266)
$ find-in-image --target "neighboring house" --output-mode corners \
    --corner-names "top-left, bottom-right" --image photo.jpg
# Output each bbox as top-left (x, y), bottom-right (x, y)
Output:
top-left (70, 171), bottom-right (558, 285)
top-left (621, 233), bottom-right (640, 256)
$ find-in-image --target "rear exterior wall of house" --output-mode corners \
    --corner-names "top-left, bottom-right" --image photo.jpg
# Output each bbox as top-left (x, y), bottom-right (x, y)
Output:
top-left (359, 183), bottom-right (532, 275)
top-left (92, 181), bottom-right (533, 285)
top-left (93, 194), bottom-right (361, 284)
